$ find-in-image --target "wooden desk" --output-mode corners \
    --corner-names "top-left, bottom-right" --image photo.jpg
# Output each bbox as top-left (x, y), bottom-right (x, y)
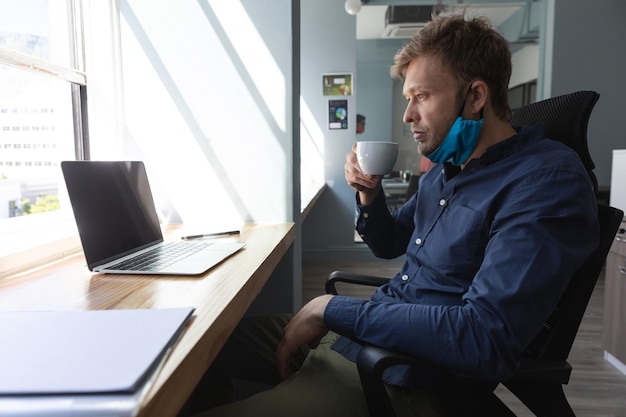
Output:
top-left (0, 222), bottom-right (295, 417)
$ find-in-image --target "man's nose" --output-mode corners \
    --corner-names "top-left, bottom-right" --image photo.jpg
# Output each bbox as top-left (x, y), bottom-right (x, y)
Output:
top-left (403, 104), bottom-right (417, 124)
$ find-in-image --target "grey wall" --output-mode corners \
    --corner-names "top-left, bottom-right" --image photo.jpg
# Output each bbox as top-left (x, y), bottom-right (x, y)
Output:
top-left (301, 0), bottom-right (369, 258)
top-left (113, 0), bottom-right (301, 312)
top-left (542, 0), bottom-right (626, 188)
top-left (354, 40), bottom-right (400, 145)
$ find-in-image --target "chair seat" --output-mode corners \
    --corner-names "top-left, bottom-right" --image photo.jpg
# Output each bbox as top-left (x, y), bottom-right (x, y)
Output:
top-left (514, 357), bottom-right (572, 383)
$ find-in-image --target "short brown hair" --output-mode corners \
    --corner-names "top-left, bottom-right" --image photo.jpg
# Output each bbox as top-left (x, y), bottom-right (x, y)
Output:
top-left (390, 13), bottom-right (512, 121)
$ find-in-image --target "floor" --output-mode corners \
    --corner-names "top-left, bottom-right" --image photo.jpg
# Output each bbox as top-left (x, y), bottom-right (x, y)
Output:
top-left (302, 258), bottom-right (626, 417)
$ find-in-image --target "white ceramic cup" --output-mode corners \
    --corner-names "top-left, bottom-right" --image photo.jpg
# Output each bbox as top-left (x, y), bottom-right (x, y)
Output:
top-left (356, 141), bottom-right (399, 175)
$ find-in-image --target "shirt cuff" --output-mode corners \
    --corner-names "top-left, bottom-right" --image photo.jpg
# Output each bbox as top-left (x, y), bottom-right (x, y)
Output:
top-left (324, 295), bottom-right (366, 339)
top-left (355, 188), bottom-right (386, 209)
top-left (355, 190), bottom-right (387, 237)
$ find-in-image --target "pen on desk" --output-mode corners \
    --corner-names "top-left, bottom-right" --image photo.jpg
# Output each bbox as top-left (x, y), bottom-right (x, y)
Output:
top-left (181, 230), bottom-right (240, 240)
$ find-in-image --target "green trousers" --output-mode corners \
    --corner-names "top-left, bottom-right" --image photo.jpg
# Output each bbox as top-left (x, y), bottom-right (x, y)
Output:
top-left (183, 314), bottom-right (445, 417)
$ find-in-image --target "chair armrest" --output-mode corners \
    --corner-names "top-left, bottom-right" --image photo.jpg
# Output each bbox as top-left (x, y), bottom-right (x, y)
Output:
top-left (325, 270), bottom-right (390, 295)
top-left (358, 345), bottom-right (427, 374)
top-left (357, 345), bottom-right (422, 417)
top-left (511, 357), bottom-right (572, 383)
top-left (357, 346), bottom-right (515, 417)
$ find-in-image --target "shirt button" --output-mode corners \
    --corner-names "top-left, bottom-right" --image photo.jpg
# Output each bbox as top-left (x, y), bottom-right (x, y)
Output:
top-left (439, 199), bottom-right (447, 206)
top-left (363, 212), bottom-right (369, 218)
top-left (415, 237), bottom-right (422, 245)
top-left (401, 274), bottom-right (409, 281)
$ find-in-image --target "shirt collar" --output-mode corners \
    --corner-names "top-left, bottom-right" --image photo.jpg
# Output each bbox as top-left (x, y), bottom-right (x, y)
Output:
top-left (479, 124), bottom-right (546, 166)
top-left (441, 124), bottom-right (545, 179)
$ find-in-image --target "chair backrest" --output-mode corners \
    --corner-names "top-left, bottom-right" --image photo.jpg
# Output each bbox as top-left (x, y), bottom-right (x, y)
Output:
top-left (511, 90), bottom-right (600, 194)
top-left (510, 90), bottom-right (624, 360)
top-left (523, 204), bottom-right (623, 360)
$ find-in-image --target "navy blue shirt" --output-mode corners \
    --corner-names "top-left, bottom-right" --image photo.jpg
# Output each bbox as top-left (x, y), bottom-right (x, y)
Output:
top-left (324, 126), bottom-right (600, 387)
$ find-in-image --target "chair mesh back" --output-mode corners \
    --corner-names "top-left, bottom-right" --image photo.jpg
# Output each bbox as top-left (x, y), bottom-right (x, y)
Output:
top-left (511, 91), bottom-right (623, 361)
top-left (525, 204), bottom-right (623, 360)
top-left (511, 91), bottom-right (599, 193)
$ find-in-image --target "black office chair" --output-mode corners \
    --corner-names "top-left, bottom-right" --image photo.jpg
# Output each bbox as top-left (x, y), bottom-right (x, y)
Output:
top-left (325, 91), bottom-right (624, 416)
top-left (510, 90), bottom-right (600, 195)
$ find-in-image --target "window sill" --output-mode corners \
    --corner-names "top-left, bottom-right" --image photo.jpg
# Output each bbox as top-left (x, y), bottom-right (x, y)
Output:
top-left (301, 182), bottom-right (327, 222)
top-left (0, 213), bottom-right (82, 278)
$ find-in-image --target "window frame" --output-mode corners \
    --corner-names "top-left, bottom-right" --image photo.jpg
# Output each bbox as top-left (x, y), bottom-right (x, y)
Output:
top-left (0, 0), bottom-right (89, 277)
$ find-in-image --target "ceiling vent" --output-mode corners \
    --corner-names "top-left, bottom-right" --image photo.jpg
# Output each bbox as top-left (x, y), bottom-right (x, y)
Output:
top-left (382, 5), bottom-right (433, 38)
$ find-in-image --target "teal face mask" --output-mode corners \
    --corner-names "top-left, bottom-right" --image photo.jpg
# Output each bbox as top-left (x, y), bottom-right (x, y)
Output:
top-left (427, 86), bottom-right (484, 166)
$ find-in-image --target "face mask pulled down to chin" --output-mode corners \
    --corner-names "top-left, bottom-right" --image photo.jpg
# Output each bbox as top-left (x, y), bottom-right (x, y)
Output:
top-left (426, 116), bottom-right (484, 166)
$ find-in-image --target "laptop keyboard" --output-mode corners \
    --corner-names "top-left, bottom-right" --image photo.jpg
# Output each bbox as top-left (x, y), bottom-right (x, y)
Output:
top-left (106, 241), bottom-right (211, 272)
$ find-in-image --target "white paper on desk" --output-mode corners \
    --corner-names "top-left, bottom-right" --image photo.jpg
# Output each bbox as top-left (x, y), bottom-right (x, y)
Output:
top-left (0, 307), bottom-right (194, 395)
top-left (0, 391), bottom-right (143, 417)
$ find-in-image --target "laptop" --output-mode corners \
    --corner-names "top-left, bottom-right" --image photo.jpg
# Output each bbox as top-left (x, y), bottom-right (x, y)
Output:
top-left (61, 161), bottom-right (245, 275)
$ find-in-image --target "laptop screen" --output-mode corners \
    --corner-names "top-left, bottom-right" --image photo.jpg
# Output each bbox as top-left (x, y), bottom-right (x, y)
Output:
top-left (62, 161), bottom-right (163, 270)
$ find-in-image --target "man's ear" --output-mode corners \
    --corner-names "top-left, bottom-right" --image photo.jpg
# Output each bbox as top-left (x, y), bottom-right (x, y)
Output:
top-left (470, 81), bottom-right (488, 115)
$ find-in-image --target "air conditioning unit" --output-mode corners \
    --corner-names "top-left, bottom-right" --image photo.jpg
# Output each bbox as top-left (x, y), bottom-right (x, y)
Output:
top-left (382, 23), bottom-right (427, 38)
top-left (382, 5), bottom-right (433, 39)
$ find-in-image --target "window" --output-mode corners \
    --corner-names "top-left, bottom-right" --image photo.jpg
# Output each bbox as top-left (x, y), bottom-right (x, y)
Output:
top-left (508, 80), bottom-right (537, 113)
top-left (0, 0), bottom-right (87, 276)
top-left (1, 1), bottom-right (304, 276)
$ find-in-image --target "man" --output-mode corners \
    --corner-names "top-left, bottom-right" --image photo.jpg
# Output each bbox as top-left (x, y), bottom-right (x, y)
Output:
top-left (187, 13), bottom-right (599, 417)
top-left (356, 113), bottom-right (366, 134)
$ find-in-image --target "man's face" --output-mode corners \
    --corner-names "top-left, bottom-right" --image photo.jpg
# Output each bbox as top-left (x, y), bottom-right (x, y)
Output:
top-left (402, 55), bottom-right (460, 157)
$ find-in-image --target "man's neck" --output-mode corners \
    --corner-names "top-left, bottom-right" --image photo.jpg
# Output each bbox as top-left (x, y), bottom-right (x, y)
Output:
top-left (461, 119), bottom-right (516, 169)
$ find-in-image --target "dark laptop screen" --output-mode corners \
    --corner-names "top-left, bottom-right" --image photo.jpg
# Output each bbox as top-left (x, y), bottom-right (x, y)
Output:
top-left (62, 161), bottom-right (163, 270)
